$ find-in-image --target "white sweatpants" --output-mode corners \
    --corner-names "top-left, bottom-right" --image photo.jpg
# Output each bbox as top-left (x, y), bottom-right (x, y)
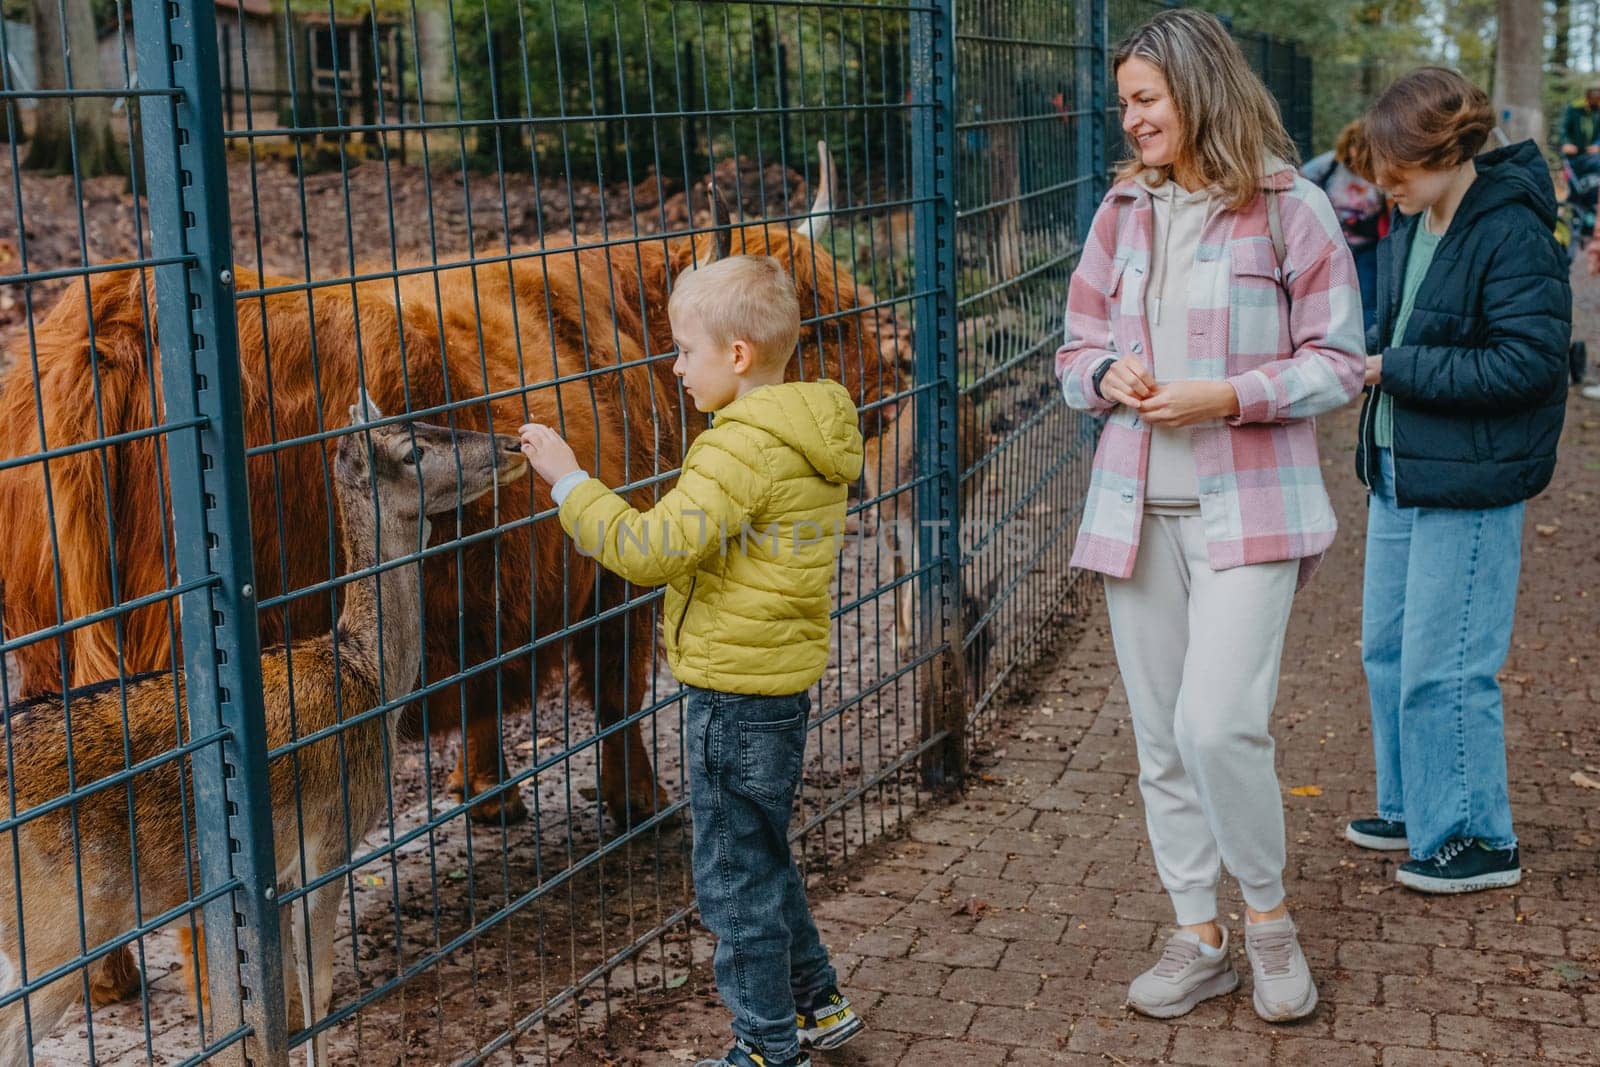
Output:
top-left (1103, 512), bottom-right (1298, 926)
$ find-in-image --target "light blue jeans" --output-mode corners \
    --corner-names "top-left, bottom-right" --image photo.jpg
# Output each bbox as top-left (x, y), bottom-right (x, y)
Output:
top-left (1361, 449), bottom-right (1522, 861)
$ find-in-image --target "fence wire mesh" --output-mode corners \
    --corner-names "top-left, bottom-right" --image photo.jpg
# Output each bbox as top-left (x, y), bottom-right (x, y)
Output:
top-left (0, 1), bottom-right (1308, 1061)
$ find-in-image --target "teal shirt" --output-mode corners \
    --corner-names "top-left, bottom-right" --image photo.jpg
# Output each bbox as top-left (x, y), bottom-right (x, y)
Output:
top-left (1375, 219), bottom-right (1444, 448)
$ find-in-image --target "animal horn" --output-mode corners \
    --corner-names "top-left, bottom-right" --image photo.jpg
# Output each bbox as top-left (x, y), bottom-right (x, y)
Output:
top-left (707, 180), bottom-right (734, 261)
top-left (795, 140), bottom-right (835, 242)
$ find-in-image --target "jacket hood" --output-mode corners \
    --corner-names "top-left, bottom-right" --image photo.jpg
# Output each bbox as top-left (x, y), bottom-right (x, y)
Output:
top-left (1457, 139), bottom-right (1558, 231)
top-left (714, 379), bottom-right (864, 485)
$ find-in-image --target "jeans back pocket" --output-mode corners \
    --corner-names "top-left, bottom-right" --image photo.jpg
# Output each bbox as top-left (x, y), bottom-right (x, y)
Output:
top-left (734, 710), bottom-right (808, 808)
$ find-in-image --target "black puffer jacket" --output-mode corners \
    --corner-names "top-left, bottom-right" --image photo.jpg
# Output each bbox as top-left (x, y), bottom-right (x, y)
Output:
top-left (1356, 140), bottom-right (1570, 508)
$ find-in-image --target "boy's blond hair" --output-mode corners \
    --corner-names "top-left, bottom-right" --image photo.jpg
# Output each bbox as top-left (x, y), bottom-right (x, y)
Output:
top-left (668, 255), bottom-right (802, 370)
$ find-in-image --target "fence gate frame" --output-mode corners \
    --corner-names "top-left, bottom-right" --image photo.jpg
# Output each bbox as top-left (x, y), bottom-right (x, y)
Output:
top-left (134, 0), bottom-right (288, 1061)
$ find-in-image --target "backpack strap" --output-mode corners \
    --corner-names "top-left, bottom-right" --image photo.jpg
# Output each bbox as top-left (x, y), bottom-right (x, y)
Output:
top-left (1266, 188), bottom-right (1293, 320)
top-left (1267, 188), bottom-right (1287, 276)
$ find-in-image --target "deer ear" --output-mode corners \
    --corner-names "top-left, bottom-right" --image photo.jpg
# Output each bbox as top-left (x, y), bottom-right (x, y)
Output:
top-left (350, 388), bottom-right (384, 425)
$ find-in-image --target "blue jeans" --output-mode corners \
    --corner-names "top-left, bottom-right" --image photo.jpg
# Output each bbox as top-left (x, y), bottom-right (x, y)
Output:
top-left (1361, 449), bottom-right (1522, 861)
top-left (685, 685), bottom-right (836, 1061)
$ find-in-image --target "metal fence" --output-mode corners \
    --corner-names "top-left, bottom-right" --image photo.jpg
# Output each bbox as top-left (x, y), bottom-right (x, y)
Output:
top-left (0, 1), bottom-right (1308, 1061)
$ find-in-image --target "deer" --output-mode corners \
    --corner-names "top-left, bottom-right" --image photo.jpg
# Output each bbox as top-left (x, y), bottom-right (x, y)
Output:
top-left (0, 395), bottom-right (526, 1065)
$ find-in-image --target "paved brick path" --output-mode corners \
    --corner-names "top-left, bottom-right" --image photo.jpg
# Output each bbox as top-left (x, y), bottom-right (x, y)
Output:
top-left (579, 380), bottom-right (1600, 1064)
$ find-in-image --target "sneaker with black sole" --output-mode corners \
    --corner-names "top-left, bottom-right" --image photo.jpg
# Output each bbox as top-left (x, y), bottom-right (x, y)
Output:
top-left (1396, 838), bottom-right (1521, 894)
top-left (796, 987), bottom-right (864, 1050)
top-left (1344, 818), bottom-right (1409, 851)
top-left (694, 1040), bottom-right (809, 1067)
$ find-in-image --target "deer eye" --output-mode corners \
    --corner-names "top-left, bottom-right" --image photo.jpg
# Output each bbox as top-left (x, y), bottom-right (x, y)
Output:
top-left (401, 446), bottom-right (421, 465)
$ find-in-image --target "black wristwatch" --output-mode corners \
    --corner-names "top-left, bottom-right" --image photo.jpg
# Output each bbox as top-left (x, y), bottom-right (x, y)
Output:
top-left (1091, 359), bottom-right (1115, 400)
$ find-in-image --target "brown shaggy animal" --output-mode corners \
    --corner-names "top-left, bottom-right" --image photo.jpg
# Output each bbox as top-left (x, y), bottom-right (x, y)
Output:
top-left (0, 222), bottom-right (906, 810)
top-left (0, 218), bottom-right (909, 1004)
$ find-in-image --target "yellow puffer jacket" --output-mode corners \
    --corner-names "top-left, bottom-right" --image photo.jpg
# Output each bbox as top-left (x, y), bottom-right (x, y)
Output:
top-left (559, 379), bottom-right (864, 694)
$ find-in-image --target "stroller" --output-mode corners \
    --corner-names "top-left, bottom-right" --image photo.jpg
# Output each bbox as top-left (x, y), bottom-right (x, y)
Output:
top-left (1559, 153), bottom-right (1600, 384)
top-left (1560, 151), bottom-right (1600, 259)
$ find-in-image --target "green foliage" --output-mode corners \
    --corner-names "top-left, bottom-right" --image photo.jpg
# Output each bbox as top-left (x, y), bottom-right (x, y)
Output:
top-left (1189, 1), bottom-right (1504, 153)
top-left (445, 0), bottom-right (907, 184)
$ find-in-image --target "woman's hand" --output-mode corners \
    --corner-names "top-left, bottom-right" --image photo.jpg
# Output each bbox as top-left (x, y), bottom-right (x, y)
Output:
top-left (1364, 355), bottom-right (1383, 386)
top-left (1100, 357), bottom-right (1158, 409)
top-left (518, 423), bottom-right (581, 484)
top-left (1139, 381), bottom-right (1241, 427)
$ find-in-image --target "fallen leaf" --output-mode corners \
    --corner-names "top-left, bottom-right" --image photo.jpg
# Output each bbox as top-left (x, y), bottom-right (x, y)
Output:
top-left (952, 896), bottom-right (991, 917)
top-left (1535, 523), bottom-right (1560, 537)
top-left (1551, 959), bottom-right (1595, 985)
top-left (362, 875), bottom-right (385, 887)
top-left (1287, 785), bottom-right (1323, 797)
top-left (665, 974), bottom-right (689, 989)
top-left (1571, 771), bottom-right (1600, 790)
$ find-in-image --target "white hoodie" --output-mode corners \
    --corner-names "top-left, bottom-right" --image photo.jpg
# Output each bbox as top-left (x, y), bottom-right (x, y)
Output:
top-left (1135, 172), bottom-right (1213, 507)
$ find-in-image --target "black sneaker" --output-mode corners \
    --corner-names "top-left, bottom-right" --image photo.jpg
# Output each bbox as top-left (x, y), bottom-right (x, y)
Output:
top-left (1345, 818), bottom-right (1410, 851)
top-left (796, 986), bottom-right (864, 1050)
top-left (693, 1041), bottom-right (810, 1067)
top-left (1397, 838), bottom-right (1521, 894)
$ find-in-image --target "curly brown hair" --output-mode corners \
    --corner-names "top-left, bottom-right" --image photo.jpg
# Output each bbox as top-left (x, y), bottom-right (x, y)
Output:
top-left (1364, 67), bottom-right (1494, 177)
top-left (1334, 120), bottom-right (1375, 183)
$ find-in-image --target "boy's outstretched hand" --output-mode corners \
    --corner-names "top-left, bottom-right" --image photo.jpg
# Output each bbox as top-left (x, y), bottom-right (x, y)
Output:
top-left (518, 423), bottom-right (582, 485)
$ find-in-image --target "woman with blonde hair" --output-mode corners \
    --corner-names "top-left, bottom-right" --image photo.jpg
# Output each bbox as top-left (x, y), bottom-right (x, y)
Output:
top-left (1055, 8), bottom-right (1364, 1021)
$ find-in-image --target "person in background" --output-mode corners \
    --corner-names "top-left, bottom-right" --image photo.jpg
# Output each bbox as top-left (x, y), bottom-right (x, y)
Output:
top-left (1584, 239), bottom-right (1600, 401)
top-left (1351, 68), bottom-right (1569, 892)
top-left (1560, 83), bottom-right (1600, 157)
top-left (1302, 120), bottom-right (1387, 334)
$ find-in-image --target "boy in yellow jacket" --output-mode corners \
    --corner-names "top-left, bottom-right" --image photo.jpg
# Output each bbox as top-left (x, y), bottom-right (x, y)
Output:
top-left (519, 254), bottom-right (866, 1067)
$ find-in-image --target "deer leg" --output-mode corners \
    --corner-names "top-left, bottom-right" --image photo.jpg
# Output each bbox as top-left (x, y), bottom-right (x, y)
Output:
top-left (289, 870), bottom-right (344, 1067)
top-left (2, 899), bottom-right (103, 1059)
top-left (176, 921), bottom-right (210, 1017)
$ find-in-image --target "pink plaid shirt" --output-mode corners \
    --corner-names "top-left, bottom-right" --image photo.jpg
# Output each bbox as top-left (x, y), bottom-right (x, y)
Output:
top-left (1055, 165), bottom-right (1366, 586)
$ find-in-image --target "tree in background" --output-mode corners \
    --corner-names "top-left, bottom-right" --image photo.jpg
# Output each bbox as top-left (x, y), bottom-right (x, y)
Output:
top-left (24, 0), bottom-right (126, 176)
top-left (1494, 0), bottom-right (1546, 143)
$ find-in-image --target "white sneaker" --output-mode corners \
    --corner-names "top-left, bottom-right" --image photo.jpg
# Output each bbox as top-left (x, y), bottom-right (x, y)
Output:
top-left (1244, 916), bottom-right (1318, 1022)
top-left (1126, 928), bottom-right (1238, 1019)
top-left (1581, 383), bottom-right (1600, 400)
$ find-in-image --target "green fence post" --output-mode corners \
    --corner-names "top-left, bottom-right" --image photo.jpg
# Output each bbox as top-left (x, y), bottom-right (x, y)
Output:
top-left (1077, 0), bottom-right (1108, 235)
top-left (134, 1), bottom-right (288, 1061)
top-left (911, 0), bottom-right (964, 789)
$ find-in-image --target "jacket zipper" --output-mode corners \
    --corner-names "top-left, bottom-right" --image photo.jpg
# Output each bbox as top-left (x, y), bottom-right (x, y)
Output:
top-left (674, 575), bottom-right (698, 645)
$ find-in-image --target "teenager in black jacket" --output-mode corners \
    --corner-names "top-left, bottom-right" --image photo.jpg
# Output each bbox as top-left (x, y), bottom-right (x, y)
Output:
top-left (1347, 68), bottom-right (1570, 894)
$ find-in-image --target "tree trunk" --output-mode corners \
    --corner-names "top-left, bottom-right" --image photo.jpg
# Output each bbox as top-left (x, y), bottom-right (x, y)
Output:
top-left (1554, 0), bottom-right (1573, 71)
top-left (978, 6), bottom-right (1022, 280)
top-left (1492, 0), bottom-right (1546, 146)
top-left (25, 0), bottom-right (128, 176)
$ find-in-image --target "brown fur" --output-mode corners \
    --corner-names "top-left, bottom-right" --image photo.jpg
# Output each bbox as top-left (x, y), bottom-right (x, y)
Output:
top-left (0, 226), bottom-right (905, 825)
